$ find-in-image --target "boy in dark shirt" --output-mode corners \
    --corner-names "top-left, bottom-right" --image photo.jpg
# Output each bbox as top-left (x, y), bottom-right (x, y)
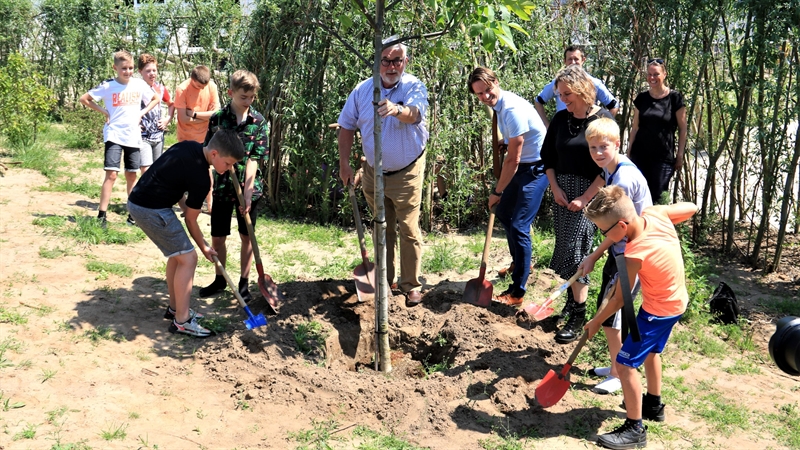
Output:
top-left (128, 129), bottom-right (244, 337)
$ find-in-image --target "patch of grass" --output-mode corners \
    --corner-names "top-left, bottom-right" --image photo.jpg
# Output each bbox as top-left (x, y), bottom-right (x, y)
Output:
top-left (46, 406), bottom-right (69, 424)
top-left (763, 402), bottom-right (800, 449)
top-left (693, 382), bottom-right (750, 435)
top-left (315, 257), bottom-right (355, 279)
top-left (478, 421), bottom-right (538, 450)
top-left (0, 337), bottom-right (23, 368)
top-left (85, 260), bottom-right (133, 278)
top-left (1, 391), bottom-right (25, 410)
top-left (422, 239), bottom-right (458, 273)
top-left (761, 296), bottom-right (800, 316)
top-left (41, 368), bottom-right (57, 383)
top-left (723, 358), bottom-right (760, 375)
top-left (422, 355), bottom-right (452, 377)
top-left (99, 422), bottom-right (128, 441)
top-left (12, 422), bottom-right (37, 440)
top-left (0, 306), bottom-right (28, 325)
top-left (44, 178), bottom-right (100, 198)
top-left (530, 226), bottom-right (555, 268)
top-left (294, 321), bottom-right (328, 355)
top-left (671, 324), bottom-right (727, 358)
top-left (351, 425), bottom-right (427, 449)
top-left (7, 141), bottom-right (61, 178)
top-left (82, 326), bottom-right (125, 346)
top-left (288, 418), bottom-right (342, 449)
top-left (199, 315), bottom-right (232, 334)
top-left (49, 439), bottom-right (93, 450)
top-left (39, 245), bottom-right (72, 259)
top-left (66, 215), bottom-right (146, 245)
top-left (465, 231), bottom-right (486, 255)
top-left (273, 250), bottom-right (314, 268)
top-left (33, 215), bottom-right (68, 231)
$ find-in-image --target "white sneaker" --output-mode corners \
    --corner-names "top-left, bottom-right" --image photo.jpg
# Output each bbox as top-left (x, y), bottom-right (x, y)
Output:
top-left (169, 316), bottom-right (212, 338)
top-left (593, 376), bottom-right (622, 395)
top-left (589, 366), bottom-right (611, 377)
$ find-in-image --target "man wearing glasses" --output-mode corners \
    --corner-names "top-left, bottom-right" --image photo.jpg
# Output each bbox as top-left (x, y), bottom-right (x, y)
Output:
top-left (338, 37), bottom-right (429, 307)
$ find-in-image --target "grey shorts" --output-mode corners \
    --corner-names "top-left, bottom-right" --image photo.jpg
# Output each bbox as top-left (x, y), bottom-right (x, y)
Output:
top-left (127, 201), bottom-right (194, 258)
top-left (104, 141), bottom-right (140, 172)
top-left (139, 139), bottom-right (164, 167)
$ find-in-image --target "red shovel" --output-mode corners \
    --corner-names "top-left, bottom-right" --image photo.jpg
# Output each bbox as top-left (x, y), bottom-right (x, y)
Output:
top-left (230, 169), bottom-right (282, 314)
top-left (462, 209), bottom-right (495, 307)
top-left (347, 183), bottom-right (375, 303)
top-left (534, 331), bottom-right (590, 407)
top-left (518, 270), bottom-right (582, 321)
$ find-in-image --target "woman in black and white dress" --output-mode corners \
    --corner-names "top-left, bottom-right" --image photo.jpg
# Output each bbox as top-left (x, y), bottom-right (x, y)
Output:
top-left (541, 65), bottom-right (614, 344)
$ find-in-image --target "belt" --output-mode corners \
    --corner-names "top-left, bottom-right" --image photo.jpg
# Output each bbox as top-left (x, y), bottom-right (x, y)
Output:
top-left (518, 160), bottom-right (545, 174)
top-left (384, 150), bottom-right (425, 176)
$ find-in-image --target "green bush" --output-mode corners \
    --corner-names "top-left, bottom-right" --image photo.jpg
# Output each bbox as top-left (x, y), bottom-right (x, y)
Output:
top-left (61, 107), bottom-right (105, 149)
top-left (0, 53), bottom-right (55, 147)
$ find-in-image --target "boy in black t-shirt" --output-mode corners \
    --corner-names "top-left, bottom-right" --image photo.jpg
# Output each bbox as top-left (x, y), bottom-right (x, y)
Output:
top-left (128, 129), bottom-right (244, 337)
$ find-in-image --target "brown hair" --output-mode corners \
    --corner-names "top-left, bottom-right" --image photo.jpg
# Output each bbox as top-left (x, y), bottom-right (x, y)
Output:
top-left (207, 128), bottom-right (245, 160)
top-left (585, 117), bottom-right (620, 143)
top-left (113, 50), bottom-right (134, 66)
top-left (190, 65), bottom-right (211, 85)
top-left (585, 185), bottom-right (637, 223)
top-left (137, 53), bottom-right (157, 71)
top-left (467, 67), bottom-right (499, 94)
top-left (554, 64), bottom-right (596, 108)
top-left (563, 45), bottom-right (586, 60)
top-left (229, 69), bottom-right (260, 93)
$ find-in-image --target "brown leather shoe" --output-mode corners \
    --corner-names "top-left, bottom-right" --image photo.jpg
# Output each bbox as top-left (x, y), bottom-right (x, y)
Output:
top-left (493, 292), bottom-right (524, 306)
top-left (405, 290), bottom-right (422, 307)
top-left (498, 262), bottom-right (515, 278)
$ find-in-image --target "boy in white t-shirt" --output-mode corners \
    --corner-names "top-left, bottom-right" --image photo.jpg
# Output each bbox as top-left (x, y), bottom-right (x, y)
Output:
top-left (578, 117), bottom-right (652, 396)
top-left (79, 50), bottom-right (159, 227)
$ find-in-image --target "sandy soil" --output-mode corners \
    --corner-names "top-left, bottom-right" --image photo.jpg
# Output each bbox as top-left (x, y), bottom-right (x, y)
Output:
top-left (0, 158), bottom-right (799, 450)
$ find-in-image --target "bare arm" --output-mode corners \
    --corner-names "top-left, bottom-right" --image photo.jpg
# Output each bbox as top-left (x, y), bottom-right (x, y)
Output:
top-left (579, 236), bottom-right (615, 275)
top-left (79, 93), bottom-right (109, 122)
top-left (674, 106), bottom-right (688, 170)
top-left (649, 202), bottom-right (698, 225)
top-left (338, 128), bottom-right (356, 186)
top-left (184, 207), bottom-right (216, 262)
top-left (534, 102), bottom-right (550, 129)
top-left (627, 108), bottom-right (640, 157)
top-left (377, 99), bottom-right (420, 124)
top-left (546, 168), bottom-right (568, 207)
top-left (240, 158), bottom-right (259, 215)
top-left (569, 174), bottom-right (605, 212)
top-left (489, 135), bottom-right (523, 209)
top-left (140, 93), bottom-right (160, 118)
top-left (585, 257), bottom-right (641, 338)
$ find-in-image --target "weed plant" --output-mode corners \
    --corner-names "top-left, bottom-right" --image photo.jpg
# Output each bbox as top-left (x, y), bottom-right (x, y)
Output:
top-left (39, 246), bottom-right (72, 259)
top-left (61, 108), bottom-right (104, 149)
top-left (85, 260), bottom-right (133, 278)
top-left (0, 306), bottom-right (28, 325)
top-left (288, 418), bottom-right (343, 449)
top-left (7, 142), bottom-right (60, 178)
top-left (99, 422), bottom-right (128, 441)
top-left (351, 425), bottom-right (427, 449)
top-left (422, 238), bottom-right (458, 273)
top-left (294, 321), bottom-right (328, 356)
top-left (199, 316), bottom-right (232, 334)
top-left (44, 179), bottom-right (100, 198)
top-left (13, 422), bottom-right (37, 440)
top-left (82, 326), bottom-right (125, 345)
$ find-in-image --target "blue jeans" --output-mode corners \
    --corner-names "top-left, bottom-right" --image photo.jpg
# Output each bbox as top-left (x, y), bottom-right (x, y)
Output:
top-left (495, 163), bottom-right (549, 295)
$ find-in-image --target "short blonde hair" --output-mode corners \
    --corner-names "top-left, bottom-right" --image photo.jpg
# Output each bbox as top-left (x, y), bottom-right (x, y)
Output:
top-left (113, 50), bottom-right (134, 66)
top-left (585, 117), bottom-right (620, 143)
top-left (191, 65), bottom-right (211, 85)
top-left (555, 64), bottom-right (596, 108)
top-left (585, 185), bottom-right (637, 223)
top-left (230, 70), bottom-right (260, 93)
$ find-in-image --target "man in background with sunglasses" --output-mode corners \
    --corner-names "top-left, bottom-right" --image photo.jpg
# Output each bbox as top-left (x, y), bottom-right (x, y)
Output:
top-left (338, 36), bottom-right (429, 307)
top-left (534, 45), bottom-right (619, 129)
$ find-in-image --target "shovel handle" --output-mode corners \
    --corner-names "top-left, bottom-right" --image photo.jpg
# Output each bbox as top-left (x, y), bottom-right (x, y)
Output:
top-left (229, 168), bottom-right (264, 267)
top-left (520, 269), bottom-right (583, 312)
top-left (562, 331), bottom-right (590, 374)
top-left (481, 209), bottom-right (496, 266)
top-left (209, 252), bottom-right (249, 309)
top-left (348, 183), bottom-right (371, 265)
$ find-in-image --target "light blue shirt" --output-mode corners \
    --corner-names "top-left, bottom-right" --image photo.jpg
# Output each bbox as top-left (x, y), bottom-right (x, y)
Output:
top-left (605, 155), bottom-right (652, 253)
top-left (492, 90), bottom-right (546, 164)
top-left (536, 72), bottom-right (617, 111)
top-left (337, 73), bottom-right (429, 172)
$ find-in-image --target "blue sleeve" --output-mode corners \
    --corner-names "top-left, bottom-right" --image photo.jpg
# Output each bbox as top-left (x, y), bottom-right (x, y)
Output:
top-left (404, 80), bottom-right (428, 124)
top-left (536, 79), bottom-right (556, 104)
top-left (593, 77), bottom-right (617, 109)
top-left (337, 88), bottom-right (360, 131)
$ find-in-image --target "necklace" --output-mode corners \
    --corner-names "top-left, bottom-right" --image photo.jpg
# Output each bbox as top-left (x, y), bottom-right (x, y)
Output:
top-left (567, 112), bottom-right (587, 137)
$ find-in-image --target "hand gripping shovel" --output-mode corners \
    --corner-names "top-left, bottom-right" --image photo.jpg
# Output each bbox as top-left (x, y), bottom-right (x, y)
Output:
top-left (517, 270), bottom-right (582, 321)
top-left (534, 331), bottom-right (590, 407)
top-left (210, 253), bottom-right (268, 330)
top-left (462, 209), bottom-right (495, 307)
top-left (229, 168), bottom-right (282, 314)
top-left (347, 183), bottom-right (375, 303)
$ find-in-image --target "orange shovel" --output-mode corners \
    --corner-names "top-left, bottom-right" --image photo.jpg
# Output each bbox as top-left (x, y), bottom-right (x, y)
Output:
top-left (518, 270), bottom-right (582, 321)
top-left (462, 209), bottom-right (496, 307)
top-left (534, 331), bottom-right (590, 407)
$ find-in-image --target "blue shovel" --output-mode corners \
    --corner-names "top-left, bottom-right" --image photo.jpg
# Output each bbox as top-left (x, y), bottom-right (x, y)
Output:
top-left (210, 253), bottom-right (268, 330)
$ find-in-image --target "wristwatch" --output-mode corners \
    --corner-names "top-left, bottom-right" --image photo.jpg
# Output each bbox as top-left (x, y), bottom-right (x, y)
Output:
top-left (492, 189), bottom-right (502, 196)
top-left (395, 104), bottom-right (404, 116)
top-left (192, 111), bottom-right (197, 119)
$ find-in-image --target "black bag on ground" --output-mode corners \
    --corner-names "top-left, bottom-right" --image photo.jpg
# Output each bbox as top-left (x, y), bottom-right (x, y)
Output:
top-left (709, 281), bottom-right (740, 325)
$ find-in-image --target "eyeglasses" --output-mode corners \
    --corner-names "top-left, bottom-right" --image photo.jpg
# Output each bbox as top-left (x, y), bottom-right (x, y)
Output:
top-left (599, 220), bottom-right (629, 236)
top-left (381, 58), bottom-right (405, 67)
top-left (647, 58), bottom-right (665, 65)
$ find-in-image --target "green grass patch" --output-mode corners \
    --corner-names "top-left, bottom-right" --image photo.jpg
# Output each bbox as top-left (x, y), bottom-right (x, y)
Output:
top-left (422, 238), bottom-right (459, 273)
top-left (693, 381), bottom-right (751, 435)
top-left (1, 391), bottom-right (25, 411)
top-left (761, 296), bottom-right (800, 316)
top-left (294, 321), bottom-right (328, 356)
top-left (763, 402), bottom-right (800, 449)
top-left (66, 215), bottom-right (146, 245)
top-left (530, 226), bottom-right (554, 268)
top-left (12, 422), bottom-right (37, 440)
top-left (288, 417), bottom-right (342, 449)
top-left (0, 306), bottom-right (28, 325)
top-left (723, 358), bottom-right (760, 375)
top-left (39, 245), bottom-right (72, 259)
top-left (85, 260), bottom-right (133, 278)
top-left (199, 315), bottom-right (232, 334)
top-left (315, 257), bottom-right (356, 279)
top-left (6, 142), bottom-right (61, 178)
top-left (351, 425), bottom-right (428, 449)
top-left (81, 326), bottom-right (125, 346)
top-left (43, 178), bottom-right (100, 198)
top-left (99, 422), bottom-right (128, 441)
top-left (33, 215), bottom-right (68, 231)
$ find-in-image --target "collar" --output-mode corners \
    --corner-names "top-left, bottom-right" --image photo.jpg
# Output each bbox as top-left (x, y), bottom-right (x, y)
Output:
top-left (492, 90), bottom-right (506, 113)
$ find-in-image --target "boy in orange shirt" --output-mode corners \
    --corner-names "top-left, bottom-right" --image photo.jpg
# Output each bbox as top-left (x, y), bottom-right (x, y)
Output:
top-left (584, 186), bottom-right (697, 449)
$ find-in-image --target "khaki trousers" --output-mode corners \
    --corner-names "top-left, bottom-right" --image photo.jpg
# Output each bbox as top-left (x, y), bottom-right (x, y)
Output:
top-left (362, 156), bottom-right (425, 292)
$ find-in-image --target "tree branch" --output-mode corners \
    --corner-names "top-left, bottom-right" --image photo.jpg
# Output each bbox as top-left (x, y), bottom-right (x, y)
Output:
top-left (312, 20), bottom-right (371, 67)
top-left (351, 0), bottom-right (376, 29)
top-left (381, 30), bottom-right (449, 50)
top-left (385, 0), bottom-right (403, 12)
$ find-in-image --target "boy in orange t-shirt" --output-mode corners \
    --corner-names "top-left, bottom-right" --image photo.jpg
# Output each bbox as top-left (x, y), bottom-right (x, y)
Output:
top-left (584, 186), bottom-right (697, 450)
top-left (174, 65), bottom-right (220, 143)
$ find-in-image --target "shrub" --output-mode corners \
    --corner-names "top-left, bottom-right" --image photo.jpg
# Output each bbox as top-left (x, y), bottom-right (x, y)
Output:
top-left (61, 107), bottom-right (105, 149)
top-left (0, 53), bottom-right (55, 147)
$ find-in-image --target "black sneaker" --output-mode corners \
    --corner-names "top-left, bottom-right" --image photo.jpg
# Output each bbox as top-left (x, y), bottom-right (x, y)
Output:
top-left (597, 421), bottom-right (647, 449)
top-left (239, 287), bottom-right (253, 304)
top-left (97, 216), bottom-right (108, 230)
top-left (621, 395), bottom-right (666, 422)
top-left (199, 280), bottom-right (226, 297)
top-left (126, 215), bottom-right (137, 226)
top-left (555, 304), bottom-right (586, 344)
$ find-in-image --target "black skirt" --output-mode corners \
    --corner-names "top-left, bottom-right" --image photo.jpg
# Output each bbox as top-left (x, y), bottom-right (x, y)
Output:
top-left (550, 173), bottom-right (596, 285)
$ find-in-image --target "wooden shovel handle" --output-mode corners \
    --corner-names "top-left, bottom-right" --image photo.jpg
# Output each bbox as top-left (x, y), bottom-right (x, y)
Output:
top-left (348, 183), bottom-right (371, 266)
top-left (520, 269), bottom-right (583, 312)
top-left (481, 209), bottom-right (496, 266)
top-left (229, 168), bottom-right (263, 266)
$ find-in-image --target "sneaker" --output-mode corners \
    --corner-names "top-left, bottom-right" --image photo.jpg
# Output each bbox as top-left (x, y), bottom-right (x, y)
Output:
top-left (597, 421), bottom-right (647, 449)
top-left (168, 316), bottom-right (212, 338)
top-left (239, 287), bottom-right (253, 304)
top-left (199, 280), bottom-right (226, 297)
top-left (163, 306), bottom-right (204, 321)
top-left (126, 215), bottom-right (137, 226)
top-left (593, 376), bottom-right (622, 395)
top-left (589, 366), bottom-right (612, 377)
top-left (621, 395), bottom-right (666, 422)
top-left (97, 216), bottom-right (108, 230)
top-left (555, 304), bottom-right (586, 344)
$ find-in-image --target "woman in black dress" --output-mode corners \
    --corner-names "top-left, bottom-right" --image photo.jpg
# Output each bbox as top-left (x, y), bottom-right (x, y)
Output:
top-left (542, 65), bottom-right (613, 344)
top-left (628, 58), bottom-right (688, 204)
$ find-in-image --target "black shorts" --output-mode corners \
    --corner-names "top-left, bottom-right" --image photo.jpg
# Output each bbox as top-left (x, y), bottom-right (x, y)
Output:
top-left (210, 197), bottom-right (260, 237)
top-left (104, 141), bottom-right (140, 172)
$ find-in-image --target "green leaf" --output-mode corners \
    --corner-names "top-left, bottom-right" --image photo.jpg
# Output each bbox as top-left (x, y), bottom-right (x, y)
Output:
top-left (338, 14), bottom-right (352, 30)
top-left (481, 27), bottom-right (497, 52)
top-left (507, 22), bottom-right (529, 36)
top-left (495, 32), bottom-right (517, 52)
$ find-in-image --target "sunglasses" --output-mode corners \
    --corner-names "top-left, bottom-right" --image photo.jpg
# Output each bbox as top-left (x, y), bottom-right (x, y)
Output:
top-left (599, 220), bottom-right (629, 236)
top-left (648, 58), bottom-right (665, 65)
